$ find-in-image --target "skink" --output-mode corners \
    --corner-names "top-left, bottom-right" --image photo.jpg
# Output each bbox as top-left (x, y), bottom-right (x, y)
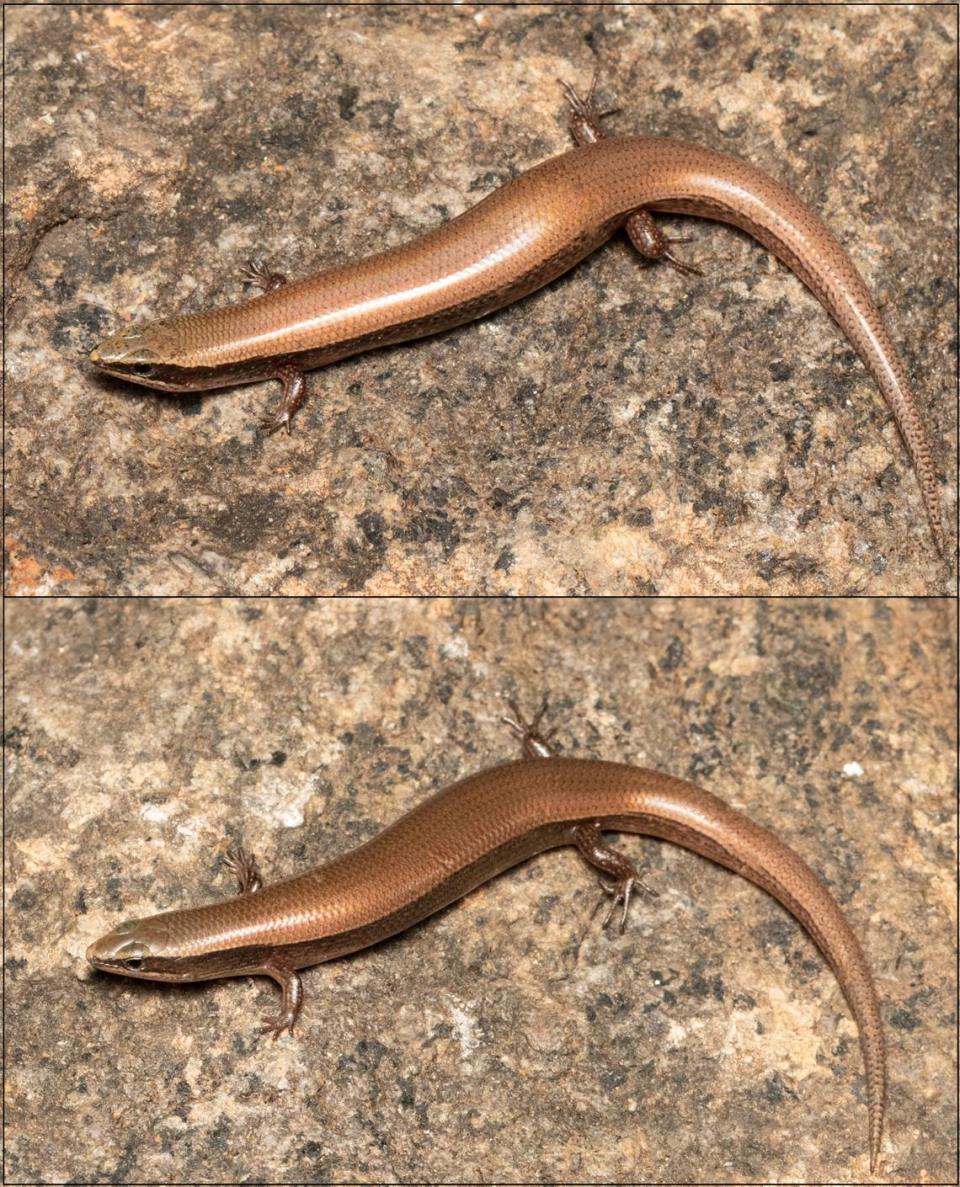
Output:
top-left (88, 78), bottom-right (944, 554)
top-left (86, 703), bottom-right (886, 1173)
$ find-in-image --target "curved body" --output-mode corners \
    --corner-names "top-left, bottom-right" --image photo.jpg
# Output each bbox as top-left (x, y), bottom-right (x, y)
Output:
top-left (87, 755), bottom-right (885, 1171)
top-left (89, 134), bottom-right (943, 551)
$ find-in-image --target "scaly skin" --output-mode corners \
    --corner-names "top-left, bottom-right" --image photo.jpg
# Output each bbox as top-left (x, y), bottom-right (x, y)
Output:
top-left (88, 726), bottom-right (885, 1172)
top-left (89, 87), bottom-right (945, 553)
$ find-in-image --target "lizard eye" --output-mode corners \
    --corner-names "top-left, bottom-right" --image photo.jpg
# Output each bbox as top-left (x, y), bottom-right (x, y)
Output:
top-left (123, 957), bottom-right (144, 970)
top-left (132, 363), bottom-right (154, 377)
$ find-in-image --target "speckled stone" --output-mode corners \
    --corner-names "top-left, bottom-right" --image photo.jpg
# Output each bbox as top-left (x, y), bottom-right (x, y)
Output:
top-left (5, 597), bottom-right (955, 1181)
top-left (4, 5), bottom-right (956, 594)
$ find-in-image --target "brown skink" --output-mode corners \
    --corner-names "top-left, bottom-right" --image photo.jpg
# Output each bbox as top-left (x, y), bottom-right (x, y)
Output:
top-left (88, 79), bottom-right (944, 554)
top-left (86, 704), bottom-right (886, 1173)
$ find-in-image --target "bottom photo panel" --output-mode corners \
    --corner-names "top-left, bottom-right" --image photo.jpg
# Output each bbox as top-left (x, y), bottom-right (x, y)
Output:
top-left (5, 596), bottom-right (955, 1183)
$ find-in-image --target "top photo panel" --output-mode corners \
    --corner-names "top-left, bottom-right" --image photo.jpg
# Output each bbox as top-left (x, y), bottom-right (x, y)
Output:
top-left (5, 4), bottom-right (956, 595)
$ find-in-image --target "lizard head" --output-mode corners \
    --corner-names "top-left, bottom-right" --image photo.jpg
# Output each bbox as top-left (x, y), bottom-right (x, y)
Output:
top-left (86, 913), bottom-right (195, 982)
top-left (88, 320), bottom-right (201, 392)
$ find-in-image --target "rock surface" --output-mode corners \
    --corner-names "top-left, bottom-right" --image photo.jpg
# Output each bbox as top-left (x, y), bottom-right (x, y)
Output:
top-left (5, 5), bottom-right (956, 594)
top-left (6, 597), bottom-right (955, 1181)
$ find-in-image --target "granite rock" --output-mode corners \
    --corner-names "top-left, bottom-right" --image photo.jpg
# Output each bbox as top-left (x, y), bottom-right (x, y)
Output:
top-left (5, 597), bottom-right (955, 1180)
top-left (4, 5), bottom-right (956, 594)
